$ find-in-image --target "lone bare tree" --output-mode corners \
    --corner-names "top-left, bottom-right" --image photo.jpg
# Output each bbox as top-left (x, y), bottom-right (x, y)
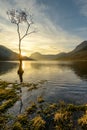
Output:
top-left (7, 9), bottom-right (35, 60)
top-left (7, 9), bottom-right (35, 82)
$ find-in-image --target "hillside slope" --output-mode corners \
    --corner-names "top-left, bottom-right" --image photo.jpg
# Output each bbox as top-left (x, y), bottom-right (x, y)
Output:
top-left (0, 45), bottom-right (33, 60)
top-left (0, 45), bottom-right (18, 60)
top-left (57, 41), bottom-right (87, 60)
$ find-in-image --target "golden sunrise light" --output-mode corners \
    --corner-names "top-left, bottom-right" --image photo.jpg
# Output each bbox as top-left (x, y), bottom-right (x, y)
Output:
top-left (21, 52), bottom-right (27, 56)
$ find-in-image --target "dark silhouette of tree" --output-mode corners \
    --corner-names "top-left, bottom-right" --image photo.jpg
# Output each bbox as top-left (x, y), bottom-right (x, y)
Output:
top-left (7, 9), bottom-right (35, 60)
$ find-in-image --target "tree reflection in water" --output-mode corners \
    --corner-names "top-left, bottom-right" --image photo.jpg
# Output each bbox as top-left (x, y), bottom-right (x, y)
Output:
top-left (17, 59), bottom-right (24, 114)
top-left (17, 60), bottom-right (24, 83)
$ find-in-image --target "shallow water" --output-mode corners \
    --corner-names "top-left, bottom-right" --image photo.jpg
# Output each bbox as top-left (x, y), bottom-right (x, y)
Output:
top-left (0, 61), bottom-right (87, 114)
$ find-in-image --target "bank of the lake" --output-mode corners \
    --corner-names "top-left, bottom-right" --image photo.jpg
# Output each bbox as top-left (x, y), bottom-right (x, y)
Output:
top-left (0, 80), bottom-right (87, 130)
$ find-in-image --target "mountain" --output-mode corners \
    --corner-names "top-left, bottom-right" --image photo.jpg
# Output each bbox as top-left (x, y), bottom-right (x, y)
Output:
top-left (0, 45), bottom-right (33, 60)
top-left (29, 52), bottom-right (67, 60)
top-left (30, 41), bottom-right (87, 61)
top-left (72, 41), bottom-right (87, 53)
top-left (0, 45), bottom-right (18, 60)
top-left (57, 41), bottom-right (87, 60)
top-left (29, 52), bottom-right (66, 60)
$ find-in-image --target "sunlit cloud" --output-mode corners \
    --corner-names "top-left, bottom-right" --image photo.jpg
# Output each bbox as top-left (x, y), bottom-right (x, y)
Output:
top-left (0, 0), bottom-right (84, 56)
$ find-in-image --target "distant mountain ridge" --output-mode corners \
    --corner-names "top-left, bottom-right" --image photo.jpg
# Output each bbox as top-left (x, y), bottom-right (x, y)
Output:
top-left (29, 41), bottom-right (87, 60)
top-left (29, 52), bottom-right (66, 60)
top-left (0, 45), bottom-right (32, 60)
top-left (0, 41), bottom-right (87, 61)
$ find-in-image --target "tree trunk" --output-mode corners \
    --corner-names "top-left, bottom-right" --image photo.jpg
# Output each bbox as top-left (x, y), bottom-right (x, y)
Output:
top-left (18, 60), bottom-right (24, 83)
top-left (19, 39), bottom-right (22, 61)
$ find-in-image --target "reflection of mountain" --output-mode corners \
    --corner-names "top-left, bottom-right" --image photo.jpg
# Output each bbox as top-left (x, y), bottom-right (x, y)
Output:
top-left (0, 62), bottom-right (18, 75)
top-left (30, 41), bottom-right (87, 60)
top-left (58, 61), bottom-right (87, 80)
top-left (31, 61), bottom-right (87, 81)
top-left (31, 62), bottom-right (61, 70)
top-left (69, 61), bottom-right (87, 80)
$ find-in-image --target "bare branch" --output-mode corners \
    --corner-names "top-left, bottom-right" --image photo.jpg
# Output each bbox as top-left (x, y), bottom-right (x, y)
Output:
top-left (27, 30), bottom-right (36, 35)
top-left (21, 20), bottom-right (33, 40)
top-left (26, 20), bottom-right (30, 34)
top-left (21, 30), bottom-right (36, 40)
top-left (21, 34), bottom-right (27, 40)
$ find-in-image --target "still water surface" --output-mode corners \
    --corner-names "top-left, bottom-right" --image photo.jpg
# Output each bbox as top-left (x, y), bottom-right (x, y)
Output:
top-left (0, 61), bottom-right (87, 114)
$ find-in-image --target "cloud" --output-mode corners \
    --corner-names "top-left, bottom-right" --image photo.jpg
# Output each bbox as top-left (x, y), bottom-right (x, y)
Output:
top-left (0, 0), bottom-right (83, 55)
top-left (75, 0), bottom-right (87, 16)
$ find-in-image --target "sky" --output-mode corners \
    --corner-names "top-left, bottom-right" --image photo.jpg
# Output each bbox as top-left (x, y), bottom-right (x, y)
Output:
top-left (0, 0), bottom-right (87, 56)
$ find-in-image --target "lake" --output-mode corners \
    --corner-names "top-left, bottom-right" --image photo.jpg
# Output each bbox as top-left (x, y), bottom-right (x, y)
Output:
top-left (0, 61), bottom-right (87, 114)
